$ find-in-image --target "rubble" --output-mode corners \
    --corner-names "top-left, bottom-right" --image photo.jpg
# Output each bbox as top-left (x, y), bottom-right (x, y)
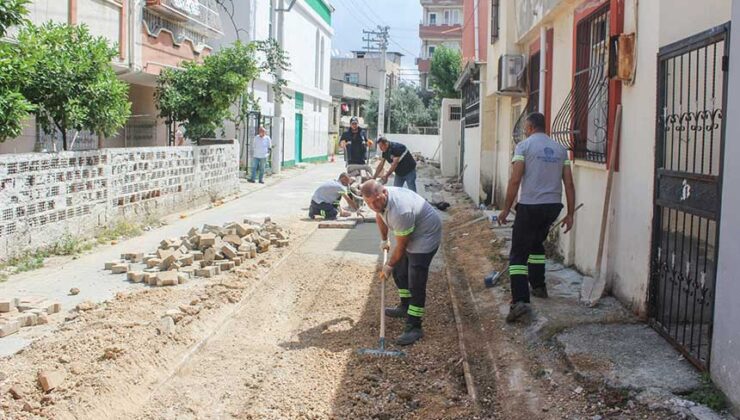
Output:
top-left (69, 288), bottom-right (80, 296)
top-left (37, 370), bottom-right (65, 392)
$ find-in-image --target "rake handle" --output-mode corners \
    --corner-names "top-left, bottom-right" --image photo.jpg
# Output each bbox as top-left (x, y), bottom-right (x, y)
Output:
top-left (379, 250), bottom-right (388, 349)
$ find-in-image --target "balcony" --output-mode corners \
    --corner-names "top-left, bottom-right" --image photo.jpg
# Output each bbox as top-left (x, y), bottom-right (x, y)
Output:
top-left (419, 23), bottom-right (462, 40)
top-left (416, 58), bottom-right (431, 73)
top-left (145, 0), bottom-right (223, 38)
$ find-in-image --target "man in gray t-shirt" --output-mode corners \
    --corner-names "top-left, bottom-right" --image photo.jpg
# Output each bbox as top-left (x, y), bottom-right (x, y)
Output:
top-left (308, 173), bottom-right (359, 220)
top-left (361, 181), bottom-right (442, 346)
top-left (498, 113), bottom-right (576, 323)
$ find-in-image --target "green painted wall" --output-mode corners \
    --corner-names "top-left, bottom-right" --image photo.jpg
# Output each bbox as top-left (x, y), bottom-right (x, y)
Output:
top-left (304, 0), bottom-right (332, 25)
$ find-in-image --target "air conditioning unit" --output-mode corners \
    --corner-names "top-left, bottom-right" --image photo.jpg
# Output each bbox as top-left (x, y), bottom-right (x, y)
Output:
top-left (497, 54), bottom-right (526, 95)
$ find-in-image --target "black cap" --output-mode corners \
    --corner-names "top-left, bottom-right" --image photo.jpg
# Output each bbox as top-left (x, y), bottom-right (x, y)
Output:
top-left (350, 116), bottom-right (359, 124)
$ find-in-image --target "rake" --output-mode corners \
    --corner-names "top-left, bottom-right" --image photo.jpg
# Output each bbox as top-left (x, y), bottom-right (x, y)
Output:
top-left (357, 250), bottom-right (406, 358)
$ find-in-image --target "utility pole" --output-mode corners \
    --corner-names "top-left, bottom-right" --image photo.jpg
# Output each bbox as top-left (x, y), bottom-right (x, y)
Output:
top-left (362, 26), bottom-right (389, 139)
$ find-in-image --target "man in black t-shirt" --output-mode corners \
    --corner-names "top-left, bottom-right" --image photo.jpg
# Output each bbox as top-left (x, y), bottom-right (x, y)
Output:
top-left (339, 117), bottom-right (368, 165)
top-left (373, 136), bottom-right (418, 192)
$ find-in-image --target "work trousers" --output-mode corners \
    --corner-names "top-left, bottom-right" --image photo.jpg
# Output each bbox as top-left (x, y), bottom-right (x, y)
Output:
top-left (308, 201), bottom-right (339, 220)
top-left (392, 248), bottom-right (438, 327)
top-left (509, 203), bottom-right (563, 303)
top-left (393, 169), bottom-right (417, 192)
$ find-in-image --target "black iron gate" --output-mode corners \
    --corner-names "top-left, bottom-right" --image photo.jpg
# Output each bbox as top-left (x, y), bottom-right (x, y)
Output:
top-left (649, 23), bottom-right (730, 370)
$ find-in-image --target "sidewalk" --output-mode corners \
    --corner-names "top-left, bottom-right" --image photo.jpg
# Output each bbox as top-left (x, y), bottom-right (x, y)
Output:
top-left (0, 161), bottom-right (345, 356)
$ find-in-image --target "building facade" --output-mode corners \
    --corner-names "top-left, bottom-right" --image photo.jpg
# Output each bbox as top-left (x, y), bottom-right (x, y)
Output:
top-left (449, 0), bottom-right (739, 409)
top-left (212, 0), bottom-right (334, 168)
top-left (330, 51), bottom-right (402, 96)
top-left (418, 0), bottom-right (463, 90)
top-left (0, 0), bottom-right (224, 154)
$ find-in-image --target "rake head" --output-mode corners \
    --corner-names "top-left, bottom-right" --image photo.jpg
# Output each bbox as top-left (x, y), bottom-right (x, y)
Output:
top-left (357, 338), bottom-right (405, 358)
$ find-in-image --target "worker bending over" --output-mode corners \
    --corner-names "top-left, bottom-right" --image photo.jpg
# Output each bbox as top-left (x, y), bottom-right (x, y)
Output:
top-left (498, 112), bottom-right (576, 322)
top-left (373, 136), bottom-right (417, 192)
top-left (361, 180), bottom-right (442, 345)
top-left (309, 173), bottom-right (359, 220)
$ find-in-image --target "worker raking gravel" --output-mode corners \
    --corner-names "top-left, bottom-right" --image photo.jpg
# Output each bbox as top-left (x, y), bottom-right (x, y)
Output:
top-left (360, 180), bottom-right (442, 346)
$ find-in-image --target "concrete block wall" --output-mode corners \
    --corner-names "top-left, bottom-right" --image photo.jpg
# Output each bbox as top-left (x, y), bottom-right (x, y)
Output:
top-left (0, 144), bottom-right (239, 260)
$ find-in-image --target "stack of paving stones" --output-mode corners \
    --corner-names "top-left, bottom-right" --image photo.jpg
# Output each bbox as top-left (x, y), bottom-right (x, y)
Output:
top-left (0, 297), bottom-right (62, 338)
top-left (103, 217), bottom-right (290, 287)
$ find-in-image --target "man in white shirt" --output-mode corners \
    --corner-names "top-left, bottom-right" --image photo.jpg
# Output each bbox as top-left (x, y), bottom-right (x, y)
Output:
top-left (249, 127), bottom-right (272, 184)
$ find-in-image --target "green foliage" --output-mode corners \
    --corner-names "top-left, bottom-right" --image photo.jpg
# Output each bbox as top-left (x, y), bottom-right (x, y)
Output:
top-left (0, 0), bottom-right (30, 37)
top-left (0, 0), bottom-right (33, 142)
top-left (430, 45), bottom-right (462, 99)
top-left (156, 40), bottom-right (288, 141)
top-left (684, 374), bottom-right (729, 411)
top-left (14, 22), bottom-right (131, 149)
top-left (364, 83), bottom-right (437, 134)
top-left (96, 221), bottom-right (143, 244)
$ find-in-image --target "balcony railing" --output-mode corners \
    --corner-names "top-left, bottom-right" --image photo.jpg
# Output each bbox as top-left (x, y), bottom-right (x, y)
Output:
top-left (143, 8), bottom-right (209, 52)
top-left (146, 0), bottom-right (223, 38)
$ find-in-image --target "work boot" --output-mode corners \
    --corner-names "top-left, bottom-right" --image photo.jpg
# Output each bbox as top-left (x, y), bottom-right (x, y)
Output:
top-left (385, 304), bottom-right (407, 319)
top-left (396, 324), bottom-right (423, 346)
top-left (531, 286), bottom-right (548, 299)
top-left (505, 302), bottom-right (532, 323)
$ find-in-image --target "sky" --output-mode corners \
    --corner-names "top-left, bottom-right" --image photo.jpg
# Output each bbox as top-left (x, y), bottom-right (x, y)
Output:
top-left (329, 0), bottom-right (423, 84)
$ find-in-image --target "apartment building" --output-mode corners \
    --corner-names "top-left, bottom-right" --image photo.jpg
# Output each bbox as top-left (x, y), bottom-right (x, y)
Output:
top-left (417, 0), bottom-right (463, 90)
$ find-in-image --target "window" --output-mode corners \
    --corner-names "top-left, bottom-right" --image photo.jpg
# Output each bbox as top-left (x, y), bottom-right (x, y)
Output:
top-left (552, 4), bottom-right (610, 163)
top-left (428, 13), bottom-right (437, 25)
top-left (491, 0), bottom-right (500, 43)
top-left (449, 106), bottom-right (462, 121)
top-left (428, 45), bottom-right (436, 58)
top-left (462, 69), bottom-right (480, 128)
top-left (344, 73), bottom-right (359, 84)
top-left (444, 10), bottom-right (450, 25)
top-left (527, 52), bottom-right (541, 115)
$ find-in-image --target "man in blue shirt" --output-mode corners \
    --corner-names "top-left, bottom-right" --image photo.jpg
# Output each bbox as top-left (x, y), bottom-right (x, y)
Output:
top-left (373, 136), bottom-right (418, 192)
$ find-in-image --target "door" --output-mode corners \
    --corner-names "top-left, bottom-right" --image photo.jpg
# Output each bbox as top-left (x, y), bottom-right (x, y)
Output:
top-left (649, 24), bottom-right (729, 371)
top-left (294, 113), bottom-right (303, 163)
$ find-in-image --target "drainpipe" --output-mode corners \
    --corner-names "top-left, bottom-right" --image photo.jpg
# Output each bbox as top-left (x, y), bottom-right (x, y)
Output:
top-left (473, 0), bottom-right (480, 61)
top-left (271, 0), bottom-right (286, 174)
top-left (539, 25), bottom-right (547, 113)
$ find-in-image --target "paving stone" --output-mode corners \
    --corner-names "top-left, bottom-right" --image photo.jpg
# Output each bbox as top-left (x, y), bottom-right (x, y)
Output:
top-left (221, 244), bottom-right (238, 259)
top-left (203, 247), bottom-right (217, 262)
top-left (232, 257), bottom-right (242, 266)
top-left (177, 274), bottom-right (189, 285)
top-left (36, 301), bottom-right (61, 314)
top-left (179, 267), bottom-right (195, 278)
top-left (16, 313), bottom-right (38, 327)
top-left (156, 248), bottom-right (174, 260)
top-left (0, 320), bottom-right (20, 337)
top-left (223, 234), bottom-right (242, 247)
top-left (104, 260), bottom-right (124, 270)
top-left (277, 239), bottom-right (289, 248)
top-left (178, 254), bottom-right (194, 266)
top-left (218, 261), bottom-right (234, 272)
top-left (146, 258), bottom-right (163, 269)
top-left (127, 271), bottom-right (145, 283)
top-left (36, 313), bottom-right (49, 325)
top-left (156, 271), bottom-right (179, 287)
top-left (38, 370), bottom-right (65, 392)
top-left (111, 263), bottom-right (130, 274)
top-left (195, 266), bottom-right (217, 278)
top-left (158, 316), bottom-right (176, 335)
top-left (0, 300), bottom-right (13, 313)
top-left (192, 250), bottom-right (204, 261)
top-left (188, 227), bottom-right (200, 237)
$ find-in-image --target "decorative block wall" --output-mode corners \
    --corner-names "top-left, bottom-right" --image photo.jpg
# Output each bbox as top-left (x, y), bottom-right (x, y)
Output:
top-left (0, 144), bottom-right (239, 259)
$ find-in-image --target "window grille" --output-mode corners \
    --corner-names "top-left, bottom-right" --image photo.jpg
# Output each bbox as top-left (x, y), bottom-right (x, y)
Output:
top-left (552, 4), bottom-right (610, 163)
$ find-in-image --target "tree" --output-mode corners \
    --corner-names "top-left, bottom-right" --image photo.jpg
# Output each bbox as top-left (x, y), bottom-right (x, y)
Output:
top-left (14, 22), bottom-right (131, 150)
top-left (429, 45), bottom-right (462, 99)
top-left (364, 83), bottom-right (437, 134)
top-left (156, 40), bottom-right (288, 142)
top-left (0, 0), bottom-right (33, 143)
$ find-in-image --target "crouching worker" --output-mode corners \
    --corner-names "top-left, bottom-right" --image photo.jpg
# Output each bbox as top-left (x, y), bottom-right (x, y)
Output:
top-left (361, 180), bottom-right (442, 345)
top-left (309, 173), bottom-right (359, 220)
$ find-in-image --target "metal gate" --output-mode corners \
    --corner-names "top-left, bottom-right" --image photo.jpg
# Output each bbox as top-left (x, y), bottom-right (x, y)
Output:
top-left (649, 23), bottom-right (730, 370)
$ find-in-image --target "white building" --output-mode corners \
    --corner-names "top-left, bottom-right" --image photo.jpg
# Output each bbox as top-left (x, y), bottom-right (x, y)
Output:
top-left (213, 0), bottom-right (334, 168)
